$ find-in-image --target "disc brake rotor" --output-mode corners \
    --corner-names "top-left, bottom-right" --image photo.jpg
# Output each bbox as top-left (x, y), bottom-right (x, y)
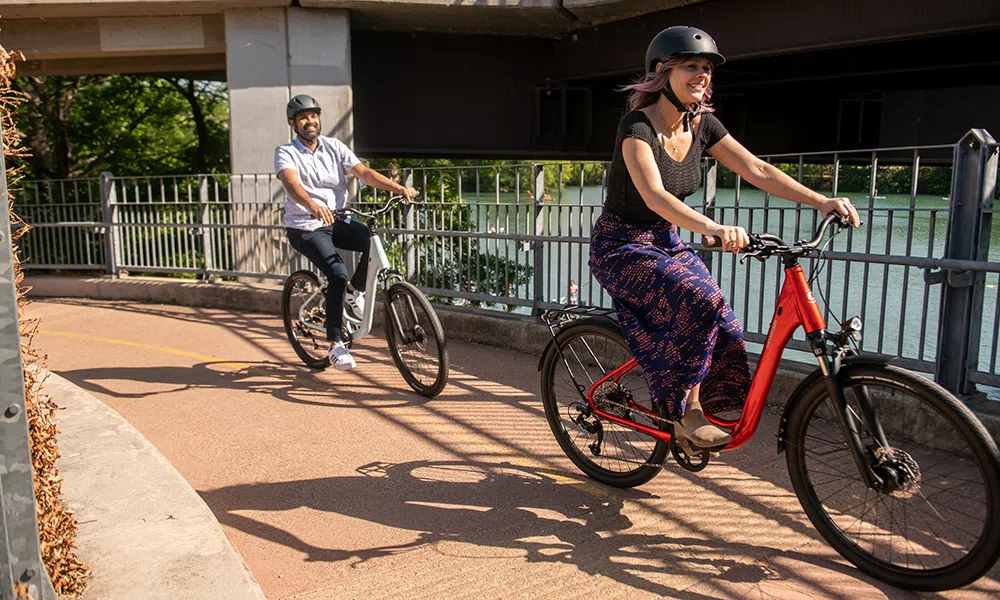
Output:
top-left (875, 447), bottom-right (922, 498)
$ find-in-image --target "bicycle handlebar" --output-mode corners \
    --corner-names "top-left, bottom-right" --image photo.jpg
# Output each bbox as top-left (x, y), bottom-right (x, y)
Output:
top-left (742, 213), bottom-right (854, 260)
top-left (703, 212), bottom-right (854, 261)
top-left (334, 195), bottom-right (412, 221)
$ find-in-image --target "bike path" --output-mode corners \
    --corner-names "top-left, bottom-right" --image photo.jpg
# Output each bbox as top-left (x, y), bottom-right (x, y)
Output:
top-left (27, 298), bottom-right (1000, 599)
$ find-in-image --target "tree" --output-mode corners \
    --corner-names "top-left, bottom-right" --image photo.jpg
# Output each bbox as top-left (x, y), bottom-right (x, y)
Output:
top-left (12, 75), bottom-right (230, 180)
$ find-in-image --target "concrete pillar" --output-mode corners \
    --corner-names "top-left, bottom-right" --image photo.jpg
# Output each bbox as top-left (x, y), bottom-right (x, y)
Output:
top-left (225, 8), bottom-right (290, 174)
top-left (224, 6), bottom-right (353, 278)
top-left (287, 8), bottom-right (354, 148)
top-left (225, 6), bottom-right (354, 172)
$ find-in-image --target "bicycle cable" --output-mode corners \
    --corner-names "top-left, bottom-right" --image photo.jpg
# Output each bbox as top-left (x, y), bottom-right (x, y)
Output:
top-left (807, 225), bottom-right (862, 352)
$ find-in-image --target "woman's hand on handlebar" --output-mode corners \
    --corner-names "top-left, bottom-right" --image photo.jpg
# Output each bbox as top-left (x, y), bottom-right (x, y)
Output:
top-left (705, 223), bottom-right (751, 254)
top-left (820, 197), bottom-right (861, 227)
top-left (309, 201), bottom-right (335, 226)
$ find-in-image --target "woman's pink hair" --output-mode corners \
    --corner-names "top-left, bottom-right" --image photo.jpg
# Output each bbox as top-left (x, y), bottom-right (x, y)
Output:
top-left (622, 56), bottom-right (716, 114)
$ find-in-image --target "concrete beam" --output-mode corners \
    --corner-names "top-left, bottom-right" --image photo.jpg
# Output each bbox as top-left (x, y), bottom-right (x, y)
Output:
top-left (562, 0), bottom-right (704, 25)
top-left (1, 16), bottom-right (226, 61)
top-left (556, 0), bottom-right (1000, 80)
top-left (0, 1), bottom-right (289, 19)
top-left (17, 53), bottom-right (227, 76)
top-left (302, 0), bottom-right (576, 35)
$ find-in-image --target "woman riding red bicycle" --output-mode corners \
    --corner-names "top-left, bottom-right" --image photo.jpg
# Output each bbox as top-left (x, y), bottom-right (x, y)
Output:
top-left (589, 26), bottom-right (859, 448)
top-left (539, 26), bottom-right (1000, 592)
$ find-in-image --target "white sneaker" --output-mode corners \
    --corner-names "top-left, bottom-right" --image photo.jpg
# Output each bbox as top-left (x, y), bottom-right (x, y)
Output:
top-left (345, 288), bottom-right (365, 319)
top-left (328, 342), bottom-right (356, 370)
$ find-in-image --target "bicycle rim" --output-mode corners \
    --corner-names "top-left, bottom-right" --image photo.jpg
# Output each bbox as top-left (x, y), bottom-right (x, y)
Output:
top-left (542, 322), bottom-right (668, 487)
top-left (384, 282), bottom-right (448, 397)
top-left (787, 365), bottom-right (1000, 590)
top-left (282, 272), bottom-right (330, 368)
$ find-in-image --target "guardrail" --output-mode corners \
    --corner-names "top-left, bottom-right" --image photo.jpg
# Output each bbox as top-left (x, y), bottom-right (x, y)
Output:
top-left (15, 131), bottom-right (999, 398)
top-left (2, 132), bottom-right (58, 599)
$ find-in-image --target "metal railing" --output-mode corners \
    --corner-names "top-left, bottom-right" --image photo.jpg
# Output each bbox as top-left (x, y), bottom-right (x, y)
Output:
top-left (14, 131), bottom-right (999, 397)
top-left (2, 136), bottom-right (58, 599)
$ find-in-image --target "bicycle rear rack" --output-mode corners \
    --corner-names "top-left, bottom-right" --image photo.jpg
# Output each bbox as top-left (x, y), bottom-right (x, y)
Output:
top-left (541, 304), bottom-right (618, 337)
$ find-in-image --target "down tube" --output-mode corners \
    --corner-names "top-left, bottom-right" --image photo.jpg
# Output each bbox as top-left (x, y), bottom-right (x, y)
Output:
top-left (357, 234), bottom-right (391, 342)
top-left (718, 280), bottom-right (804, 450)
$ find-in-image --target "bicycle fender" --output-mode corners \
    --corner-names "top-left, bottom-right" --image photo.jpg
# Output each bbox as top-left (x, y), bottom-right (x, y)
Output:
top-left (775, 354), bottom-right (896, 454)
top-left (537, 316), bottom-right (621, 372)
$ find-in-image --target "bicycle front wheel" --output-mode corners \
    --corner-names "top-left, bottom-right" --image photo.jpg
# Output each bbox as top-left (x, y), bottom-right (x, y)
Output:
top-left (541, 320), bottom-right (668, 488)
top-left (383, 281), bottom-right (449, 397)
top-left (785, 363), bottom-right (1000, 591)
top-left (281, 270), bottom-right (330, 369)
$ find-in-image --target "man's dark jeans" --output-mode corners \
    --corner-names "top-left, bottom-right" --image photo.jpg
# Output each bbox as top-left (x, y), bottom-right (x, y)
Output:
top-left (286, 219), bottom-right (370, 342)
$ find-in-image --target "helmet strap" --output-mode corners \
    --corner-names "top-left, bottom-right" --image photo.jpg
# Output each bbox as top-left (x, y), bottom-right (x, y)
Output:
top-left (660, 81), bottom-right (697, 132)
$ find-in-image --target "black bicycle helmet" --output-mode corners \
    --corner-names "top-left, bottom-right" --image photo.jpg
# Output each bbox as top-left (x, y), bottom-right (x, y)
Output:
top-left (645, 26), bottom-right (725, 73)
top-left (286, 94), bottom-right (322, 120)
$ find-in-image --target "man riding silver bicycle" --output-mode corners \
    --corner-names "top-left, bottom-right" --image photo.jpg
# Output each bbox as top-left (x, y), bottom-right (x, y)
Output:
top-left (275, 94), bottom-right (420, 369)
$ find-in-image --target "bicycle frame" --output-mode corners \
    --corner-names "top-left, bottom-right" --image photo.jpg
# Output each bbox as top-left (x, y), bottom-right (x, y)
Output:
top-left (584, 261), bottom-right (827, 452)
top-left (296, 226), bottom-right (394, 343)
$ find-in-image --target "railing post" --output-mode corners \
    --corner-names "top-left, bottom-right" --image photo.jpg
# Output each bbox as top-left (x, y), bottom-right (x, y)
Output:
top-left (99, 171), bottom-right (120, 277)
top-left (403, 170), bottom-right (416, 283)
top-left (531, 164), bottom-right (546, 316)
top-left (1, 141), bottom-right (57, 600)
top-left (935, 129), bottom-right (997, 398)
top-left (700, 158), bottom-right (718, 271)
top-left (199, 176), bottom-right (214, 281)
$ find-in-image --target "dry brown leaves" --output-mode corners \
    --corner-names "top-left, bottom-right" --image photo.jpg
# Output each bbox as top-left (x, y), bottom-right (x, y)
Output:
top-left (2, 39), bottom-right (92, 599)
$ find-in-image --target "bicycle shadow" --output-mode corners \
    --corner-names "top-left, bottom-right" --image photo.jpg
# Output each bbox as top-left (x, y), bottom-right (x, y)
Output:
top-left (199, 459), bottom-right (937, 599)
top-left (52, 356), bottom-right (437, 410)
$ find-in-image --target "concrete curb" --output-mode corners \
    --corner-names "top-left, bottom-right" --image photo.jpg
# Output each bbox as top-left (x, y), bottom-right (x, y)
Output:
top-left (44, 372), bottom-right (267, 600)
top-left (25, 274), bottom-right (999, 442)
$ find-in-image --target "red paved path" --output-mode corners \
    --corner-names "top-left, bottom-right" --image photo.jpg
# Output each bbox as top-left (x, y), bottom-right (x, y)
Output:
top-left (28, 298), bottom-right (1000, 599)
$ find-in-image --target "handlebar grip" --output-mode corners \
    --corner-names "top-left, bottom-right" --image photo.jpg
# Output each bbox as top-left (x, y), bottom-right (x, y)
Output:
top-left (702, 235), bottom-right (719, 248)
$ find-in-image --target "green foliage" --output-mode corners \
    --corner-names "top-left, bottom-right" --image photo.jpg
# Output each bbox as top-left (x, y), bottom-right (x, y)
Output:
top-left (717, 161), bottom-right (952, 196)
top-left (13, 75), bottom-right (229, 179)
top-left (361, 160), bottom-right (533, 311)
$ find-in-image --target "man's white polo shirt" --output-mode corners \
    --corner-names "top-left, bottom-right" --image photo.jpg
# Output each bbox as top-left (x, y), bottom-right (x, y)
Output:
top-left (274, 135), bottom-right (360, 231)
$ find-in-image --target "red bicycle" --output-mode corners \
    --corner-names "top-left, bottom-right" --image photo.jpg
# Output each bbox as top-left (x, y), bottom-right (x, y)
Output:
top-left (539, 214), bottom-right (1000, 591)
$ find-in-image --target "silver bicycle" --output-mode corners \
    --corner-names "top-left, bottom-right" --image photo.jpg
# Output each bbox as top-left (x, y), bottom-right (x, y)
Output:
top-left (281, 196), bottom-right (449, 397)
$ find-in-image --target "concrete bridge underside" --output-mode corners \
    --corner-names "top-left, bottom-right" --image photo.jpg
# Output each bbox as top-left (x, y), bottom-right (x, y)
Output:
top-left (2, 0), bottom-right (1000, 169)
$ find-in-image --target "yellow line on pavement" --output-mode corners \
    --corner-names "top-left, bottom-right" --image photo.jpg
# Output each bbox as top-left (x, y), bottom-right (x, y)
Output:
top-left (37, 330), bottom-right (250, 371)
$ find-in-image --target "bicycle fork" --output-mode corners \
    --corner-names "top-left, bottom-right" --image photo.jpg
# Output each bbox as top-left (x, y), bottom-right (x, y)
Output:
top-left (812, 335), bottom-right (891, 491)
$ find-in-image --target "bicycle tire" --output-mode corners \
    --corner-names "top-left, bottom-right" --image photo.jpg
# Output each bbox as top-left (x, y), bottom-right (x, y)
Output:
top-left (541, 319), bottom-right (669, 488)
top-left (785, 363), bottom-right (1000, 591)
top-left (281, 270), bottom-right (330, 369)
top-left (383, 281), bottom-right (449, 397)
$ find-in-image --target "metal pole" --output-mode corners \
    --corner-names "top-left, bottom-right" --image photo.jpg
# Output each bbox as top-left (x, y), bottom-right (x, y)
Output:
top-left (700, 158), bottom-right (718, 271)
top-left (532, 165), bottom-right (545, 316)
top-left (199, 176), bottom-right (214, 281)
top-left (0, 137), bottom-right (57, 600)
top-left (403, 170), bottom-right (416, 283)
top-left (99, 171), bottom-right (120, 277)
top-left (934, 129), bottom-right (997, 397)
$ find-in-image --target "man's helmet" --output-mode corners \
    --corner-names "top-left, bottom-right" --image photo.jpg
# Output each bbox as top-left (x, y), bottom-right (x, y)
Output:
top-left (645, 26), bottom-right (725, 73)
top-left (286, 94), bottom-right (322, 120)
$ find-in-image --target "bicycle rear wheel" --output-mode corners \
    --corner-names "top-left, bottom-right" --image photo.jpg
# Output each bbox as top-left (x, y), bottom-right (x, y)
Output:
top-left (383, 281), bottom-right (449, 397)
top-left (785, 363), bottom-right (1000, 591)
top-left (281, 270), bottom-right (331, 369)
top-left (540, 319), bottom-right (668, 488)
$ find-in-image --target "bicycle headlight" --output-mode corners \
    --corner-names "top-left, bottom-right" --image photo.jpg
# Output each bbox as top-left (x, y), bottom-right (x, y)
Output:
top-left (844, 316), bottom-right (863, 342)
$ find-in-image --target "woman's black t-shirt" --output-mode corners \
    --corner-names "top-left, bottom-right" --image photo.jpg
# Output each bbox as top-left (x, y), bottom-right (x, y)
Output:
top-left (604, 110), bottom-right (729, 223)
